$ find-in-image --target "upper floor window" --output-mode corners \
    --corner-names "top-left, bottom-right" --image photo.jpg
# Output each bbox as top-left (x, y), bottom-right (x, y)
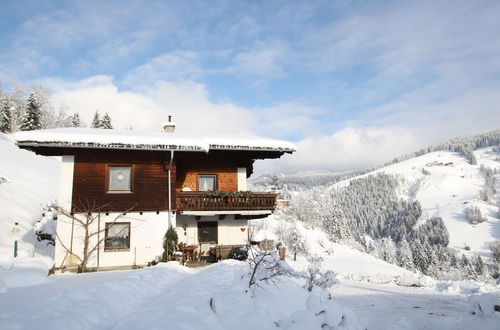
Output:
top-left (199, 175), bottom-right (216, 191)
top-left (108, 166), bottom-right (132, 192)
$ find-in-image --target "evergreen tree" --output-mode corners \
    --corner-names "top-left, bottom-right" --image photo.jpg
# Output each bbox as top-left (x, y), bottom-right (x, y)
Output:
top-left (101, 112), bottom-right (113, 129)
top-left (461, 254), bottom-right (478, 280)
top-left (396, 239), bottom-right (414, 270)
top-left (472, 253), bottom-right (485, 276)
top-left (0, 97), bottom-right (12, 133)
top-left (162, 226), bottom-right (178, 261)
top-left (411, 240), bottom-right (428, 273)
top-left (91, 110), bottom-right (101, 128)
top-left (71, 113), bottom-right (81, 127)
top-left (19, 93), bottom-right (42, 131)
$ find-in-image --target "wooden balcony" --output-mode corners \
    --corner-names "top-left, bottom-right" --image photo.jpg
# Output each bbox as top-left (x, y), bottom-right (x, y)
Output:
top-left (176, 191), bottom-right (277, 212)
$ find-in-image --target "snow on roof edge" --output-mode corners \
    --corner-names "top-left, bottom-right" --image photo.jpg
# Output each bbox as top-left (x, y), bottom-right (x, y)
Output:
top-left (13, 128), bottom-right (296, 153)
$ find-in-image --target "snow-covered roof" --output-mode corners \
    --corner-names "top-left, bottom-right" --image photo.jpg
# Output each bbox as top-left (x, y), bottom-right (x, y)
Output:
top-left (13, 128), bottom-right (297, 153)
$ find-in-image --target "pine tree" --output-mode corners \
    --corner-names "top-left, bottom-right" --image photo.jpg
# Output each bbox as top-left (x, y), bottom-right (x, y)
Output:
top-left (101, 112), bottom-right (113, 129)
top-left (71, 113), bottom-right (81, 127)
top-left (396, 239), bottom-right (414, 270)
top-left (162, 226), bottom-right (178, 261)
top-left (412, 240), bottom-right (428, 273)
top-left (19, 93), bottom-right (42, 131)
top-left (0, 97), bottom-right (12, 133)
top-left (472, 253), bottom-right (485, 276)
top-left (91, 110), bottom-right (101, 128)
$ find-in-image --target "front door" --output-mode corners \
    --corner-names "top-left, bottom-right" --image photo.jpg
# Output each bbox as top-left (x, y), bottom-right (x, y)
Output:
top-left (198, 221), bottom-right (218, 244)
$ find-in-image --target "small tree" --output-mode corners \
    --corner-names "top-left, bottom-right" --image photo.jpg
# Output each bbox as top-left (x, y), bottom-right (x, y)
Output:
top-left (162, 226), bottom-right (178, 261)
top-left (101, 112), bottom-right (113, 129)
top-left (20, 93), bottom-right (42, 131)
top-left (71, 112), bottom-right (81, 127)
top-left (304, 255), bottom-right (338, 292)
top-left (246, 246), bottom-right (298, 294)
top-left (465, 205), bottom-right (487, 224)
top-left (0, 96), bottom-right (12, 133)
top-left (91, 110), bottom-right (101, 128)
top-left (288, 225), bottom-right (307, 261)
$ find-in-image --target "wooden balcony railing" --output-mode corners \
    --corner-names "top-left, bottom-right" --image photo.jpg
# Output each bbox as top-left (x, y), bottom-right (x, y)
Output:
top-left (176, 191), bottom-right (277, 212)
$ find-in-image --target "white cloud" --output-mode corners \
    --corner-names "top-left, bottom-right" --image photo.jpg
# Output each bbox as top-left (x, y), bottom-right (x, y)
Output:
top-left (50, 77), bottom-right (256, 135)
top-left (122, 51), bottom-right (201, 86)
top-left (255, 127), bottom-right (418, 174)
top-left (228, 41), bottom-right (287, 77)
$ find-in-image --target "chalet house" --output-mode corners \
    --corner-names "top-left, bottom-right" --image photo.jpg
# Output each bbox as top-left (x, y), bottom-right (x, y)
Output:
top-left (14, 124), bottom-right (295, 270)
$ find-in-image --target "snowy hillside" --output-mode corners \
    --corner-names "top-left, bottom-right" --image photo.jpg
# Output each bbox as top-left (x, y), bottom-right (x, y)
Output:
top-left (350, 147), bottom-right (499, 258)
top-left (0, 133), bottom-right (59, 286)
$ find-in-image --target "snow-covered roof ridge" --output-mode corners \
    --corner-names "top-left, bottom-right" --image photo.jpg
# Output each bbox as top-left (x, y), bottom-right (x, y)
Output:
top-left (13, 128), bottom-right (297, 153)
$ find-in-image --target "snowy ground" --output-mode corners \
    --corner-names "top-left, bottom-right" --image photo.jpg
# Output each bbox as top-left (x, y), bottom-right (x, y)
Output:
top-left (0, 259), bottom-right (498, 330)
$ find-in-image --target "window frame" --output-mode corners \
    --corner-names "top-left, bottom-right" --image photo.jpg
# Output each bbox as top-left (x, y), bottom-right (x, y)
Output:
top-left (197, 174), bottom-right (217, 192)
top-left (198, 221), bottom-right (218, 244)
top-left (106, 165), bottom-right (134, 193)
top-left (104, 222), bottom-right (131, 252)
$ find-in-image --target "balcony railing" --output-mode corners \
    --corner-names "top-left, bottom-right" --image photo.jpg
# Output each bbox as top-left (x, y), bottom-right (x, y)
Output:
top-left (176, 191), bottom-right (277, 212)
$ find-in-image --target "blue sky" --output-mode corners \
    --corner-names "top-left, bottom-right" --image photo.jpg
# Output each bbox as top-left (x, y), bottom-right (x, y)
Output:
top-left (1, 0), bottom-right (500, 173)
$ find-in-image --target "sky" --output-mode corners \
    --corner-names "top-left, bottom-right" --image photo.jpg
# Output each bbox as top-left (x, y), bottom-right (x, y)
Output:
top-left (1, 0), bottom-right (499, 174)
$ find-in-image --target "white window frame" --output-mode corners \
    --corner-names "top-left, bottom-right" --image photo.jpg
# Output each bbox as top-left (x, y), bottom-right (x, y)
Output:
top-left (108, 165), bottom-right (132, 193)
top-left (198, 175), bottom-right (216, 191)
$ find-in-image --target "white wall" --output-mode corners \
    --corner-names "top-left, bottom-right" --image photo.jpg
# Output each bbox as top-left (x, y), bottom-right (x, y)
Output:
top-left (55, 211), bottom-right (174, 269)
top-left (237, 167), bottom-right (247, 191)
top-left (54, 155), bottom-right (74, 267)
top-left (176, 215), bottom-right (249, 246)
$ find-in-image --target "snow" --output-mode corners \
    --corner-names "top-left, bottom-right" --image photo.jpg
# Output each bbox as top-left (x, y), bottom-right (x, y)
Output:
top-left (0, 133), bottom-right (59, 289)
top-left (253, 229), bottom-right (277, 241)
top-left (334, 147), bottom-right (500, 259)
top-left (13, 127), bottom-right (297, 153)
top-left (1, 130), bottom-right (498, 329)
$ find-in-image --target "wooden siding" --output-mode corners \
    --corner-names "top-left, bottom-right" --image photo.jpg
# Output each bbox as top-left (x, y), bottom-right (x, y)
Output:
top-left (71, 149), bottom-right (174, 212)
top-left (175, 151), bottom-right (253, 192)
top-left (176, 167), bottom-right (238, 191)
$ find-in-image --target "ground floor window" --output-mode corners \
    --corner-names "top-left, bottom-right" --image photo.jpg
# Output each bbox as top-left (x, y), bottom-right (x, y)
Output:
top-left (198, 221), bottom-right (217, 243)
top-left (104, 222), bottom-right (130, 251)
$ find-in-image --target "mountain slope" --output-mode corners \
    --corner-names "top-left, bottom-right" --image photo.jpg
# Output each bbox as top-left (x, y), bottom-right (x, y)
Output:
top-left (334, 147), bottom-right (499, 258)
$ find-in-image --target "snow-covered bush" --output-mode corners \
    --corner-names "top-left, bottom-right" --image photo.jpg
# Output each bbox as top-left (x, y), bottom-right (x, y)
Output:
top-left (33, 208), bottom-right (57, 246)
top-left (479, 165), bottom-right (496, 203)
top-left (304, 256), bottom-right (339, 292)
top-left (465, 205), bottom-right (487, 224)
top-left (490, 240), bottom-right (500, 264)
top-left (246, 247), bottom-right (298, 293)
top-left (286, 287), bottom-right (360, 329)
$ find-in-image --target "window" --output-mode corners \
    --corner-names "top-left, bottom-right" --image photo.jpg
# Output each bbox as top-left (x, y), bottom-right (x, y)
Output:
top-left (104, 222), bottom-right (130, 251)
top-left (198, 222), bottom-right (217, 243)
top-left (108, 166), bottom-right (132, 192)
top-left (198, 175), bottom-right (216, 191)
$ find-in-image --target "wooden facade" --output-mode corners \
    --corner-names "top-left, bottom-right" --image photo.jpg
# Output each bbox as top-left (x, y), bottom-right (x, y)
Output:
top-left (72, 149), bottom-right (174, 212)
top-left (23, 146), bottom-right (280, 213)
